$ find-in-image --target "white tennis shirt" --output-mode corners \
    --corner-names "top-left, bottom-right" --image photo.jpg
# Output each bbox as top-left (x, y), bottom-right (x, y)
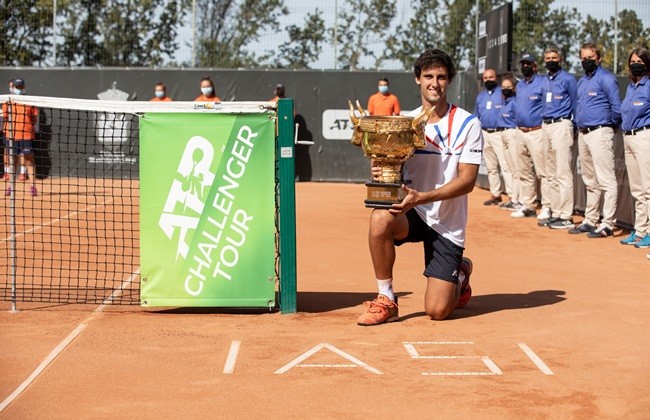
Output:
top-left (404, 104), bottom-right (484, 247)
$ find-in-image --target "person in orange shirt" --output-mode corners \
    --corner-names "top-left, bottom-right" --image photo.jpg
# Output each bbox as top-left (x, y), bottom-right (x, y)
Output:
top-left (269, 83), bottom-right (285, 102)
top-left (150, 82), bottom-right (172, 101)
top-left (194, 76), bottom-right (221, 101)
top-left (2, 78), bottom-right (38, 197)
top-left (2, 78), bottom-right (13, 181)
top-left (367, 78), bottom-right (401, 116)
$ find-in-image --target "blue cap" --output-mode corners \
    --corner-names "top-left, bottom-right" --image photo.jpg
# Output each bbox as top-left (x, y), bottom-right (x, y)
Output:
top-left (519, 53), bottom-right (536, 63)
top-left (13, 78), bottom-right (25, 87)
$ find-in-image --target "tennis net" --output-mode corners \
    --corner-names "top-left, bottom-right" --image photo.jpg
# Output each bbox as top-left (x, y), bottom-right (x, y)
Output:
top-left (0, 95), bottom-right (281, 306)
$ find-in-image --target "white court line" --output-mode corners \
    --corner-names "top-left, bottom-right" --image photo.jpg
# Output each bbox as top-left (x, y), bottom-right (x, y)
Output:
top-left (223, 341), bottom-right (241, 374)
top-left (518, 343), bottom-right (554, 375)
top-left (0, 268), bottom-right (140, 413)
top-left (299, 364), bottom-right (357, 368)
top-left (0, 197), bottom-right (115, 243)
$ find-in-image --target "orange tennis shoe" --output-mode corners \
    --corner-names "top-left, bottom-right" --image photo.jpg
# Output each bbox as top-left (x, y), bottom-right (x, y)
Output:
top-left (357, 294), bottom-right (399, 326)
top-left (456, 257), bottom-right (473, 309)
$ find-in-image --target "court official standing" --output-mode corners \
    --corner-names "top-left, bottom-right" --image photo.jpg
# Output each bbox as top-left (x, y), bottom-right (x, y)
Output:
top-left (476, 68), bottom-right (512, 206)
top-left (620, 47), bottom-right (650, 252)
top-left (540, 45), bottom-right (578, 229)
top-left (511, 53), bottom-right (547, 219)
top-left (498, 74), bottom-right (522, 211)
top-left (571, 43), bottom-right (621, 238)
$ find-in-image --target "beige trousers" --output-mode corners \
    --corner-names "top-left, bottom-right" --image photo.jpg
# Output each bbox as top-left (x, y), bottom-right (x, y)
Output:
top-left (543, 120), bottom-right (575, 219)
top-left (516, 128), bottom-right (548, 211)
top-left (623, 129), bottom-right (650, 235)
top-left (578, 127), bottom-right (618, 227)
top-left (501, 128), bottom-right (520, 203)
top-left (483, 130), bottom-right (512, 198)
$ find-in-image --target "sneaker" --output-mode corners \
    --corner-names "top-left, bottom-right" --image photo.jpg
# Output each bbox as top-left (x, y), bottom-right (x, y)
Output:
top-left (587, 225), bottom-right (613, 238)
top-left (498, 201), bottom-right (516, 210)
top-left (548, 219), bottom-right (574, 229)
top-left (634, 235), bottom-right (650, 249)
top-left (4, 186), bottom-right (10, 196)
top-left (483, 196), bottom-right (502, 206)
top-left (456, 257), bottom-right (473, 309)
top-left (620, 231), bottom-right (640, 245)
top-left (29, 185), bottom-right (37, 197)
top-left (538, 217), bottom-right (558, 227)
top-left (357, 294), bottom-right (399, 326)
top-left (511, 208), bottom-right (536, 218)
top-left (568, 222), bottom-right (595, 235)
top-left (537, 207), bottom-right (551, 220)
top-left (18, 174), bottom-right (26, 181)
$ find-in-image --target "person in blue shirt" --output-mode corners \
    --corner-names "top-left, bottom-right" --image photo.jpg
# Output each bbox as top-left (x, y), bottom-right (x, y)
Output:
top-left (570, 42), bottom-right (622, 238)
top-left (619, 47), bottom-right (650, 252)
top-left (540, 45), bottom-right (578, 230)
top-left (497, 73), bottom-right (522, 211)
top-left (476, 68), bottom-right (512, 206)
top-left (511, 53), bottom-right (549, 220)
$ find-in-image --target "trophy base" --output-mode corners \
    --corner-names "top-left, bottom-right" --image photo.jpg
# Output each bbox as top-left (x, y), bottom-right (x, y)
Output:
top-left (364, 181), bottom-right (409, 209)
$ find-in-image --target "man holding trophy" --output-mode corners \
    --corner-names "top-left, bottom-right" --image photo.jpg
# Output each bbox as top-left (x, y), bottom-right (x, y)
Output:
top-left (352, 49), bottom-right (484, 326)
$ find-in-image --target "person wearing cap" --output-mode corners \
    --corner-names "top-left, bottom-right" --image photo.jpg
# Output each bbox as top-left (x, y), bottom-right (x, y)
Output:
top-left (570, 42), bottom-right (621, 238)
top-left (2, 79), bottom-right (12, 181)
top-left (150, 82), bottom-right (172, 102)
top-left (619, 47), bottom-right (650, 251)
top-left (194, 76), bottom-right (221, 102)
top-left (511, 52), bottom-right (548, 220)
top-left (475, 68), bottom-right (512, 206)
top-left (269, 84), bottom-right (286, 102)
top-left (367, 78), bottom-right (401, 116)
top-left (540, 45), bottom-right (578, 230)
top-left (1, 77), bottom-right (39, 197)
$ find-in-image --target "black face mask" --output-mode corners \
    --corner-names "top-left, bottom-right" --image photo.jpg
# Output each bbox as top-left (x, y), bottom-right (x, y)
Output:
top-left (630, 63), bottom-right (647, 77)
top-left (545, 60), bottom-right (561, 73)
top-left (502, 88), bottom-right (514, 98)
top-left (484, 80), bottom-right (497, 91)
top-left (581, 59), bottom-right (598, 74)
top-left (521, 65), bottom-right (534, 77)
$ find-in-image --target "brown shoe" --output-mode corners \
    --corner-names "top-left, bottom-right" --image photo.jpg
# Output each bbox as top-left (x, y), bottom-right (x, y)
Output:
top-left (483, 196), bottom-right (502, 206)
top-left (357, 295), bottom-right (399, 326)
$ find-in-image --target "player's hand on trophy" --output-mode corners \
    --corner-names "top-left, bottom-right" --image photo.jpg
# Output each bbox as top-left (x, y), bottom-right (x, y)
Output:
top-left (370, 160), bottom-right (383, 181)
top-left (389, 184), bottom-right (419, 214)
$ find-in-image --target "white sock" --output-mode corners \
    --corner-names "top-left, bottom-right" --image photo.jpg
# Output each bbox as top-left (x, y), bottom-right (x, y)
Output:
top-left (377, 278), bottom-right (394, 301)
top-left (20, 166), bottom-right (25, 174)
top-left (4, 166), bottom-right (8, 173)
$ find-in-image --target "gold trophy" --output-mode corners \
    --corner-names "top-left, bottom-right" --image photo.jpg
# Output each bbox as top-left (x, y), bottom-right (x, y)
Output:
top-left (348, 100), bottom-right (433, 208)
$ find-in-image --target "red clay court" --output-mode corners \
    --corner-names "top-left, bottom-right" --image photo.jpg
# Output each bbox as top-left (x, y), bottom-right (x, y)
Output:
top-left (1, 182), bottom-right (649, 418)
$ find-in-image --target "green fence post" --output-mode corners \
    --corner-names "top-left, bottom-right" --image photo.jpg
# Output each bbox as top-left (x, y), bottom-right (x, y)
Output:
top-left (277, 98), bottom-right (297, 314)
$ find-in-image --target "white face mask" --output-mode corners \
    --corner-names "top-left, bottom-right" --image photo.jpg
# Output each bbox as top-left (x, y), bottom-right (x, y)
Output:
top-left (155, 90), bottom-right (165, 98)
top-left (378, 85), bottom-right (389, 94)
top-left (201, 87), bottom-right (213, 96)
top-left (12, 87), bottom-right (23, 95)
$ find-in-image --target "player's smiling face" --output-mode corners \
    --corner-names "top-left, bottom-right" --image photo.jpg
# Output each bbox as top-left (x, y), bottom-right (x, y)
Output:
top-left (416, 66), bottom-right (449, 106)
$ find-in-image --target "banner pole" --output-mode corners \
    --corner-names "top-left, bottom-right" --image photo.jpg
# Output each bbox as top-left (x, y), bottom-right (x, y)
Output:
top-left (277, 99), bottom-right (297, 314)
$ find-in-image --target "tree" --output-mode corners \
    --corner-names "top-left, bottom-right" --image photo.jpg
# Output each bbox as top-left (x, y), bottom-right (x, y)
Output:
top-left (58, 0), bottom-right (186, 67)
top-left (0, 0), bottom-right (53, 66)
top-left (543, 7), bottom-right (582, 71)
top-left (275, 9), bottom-right (326, 69)
top-left (332, 0), bottom-right (396, 70)
top-left (512, 0), bottom-right (554, 61)
top-left (384, 0), bottom-right (439, 70)
top-left (194, 0), bottom-right (288, 68)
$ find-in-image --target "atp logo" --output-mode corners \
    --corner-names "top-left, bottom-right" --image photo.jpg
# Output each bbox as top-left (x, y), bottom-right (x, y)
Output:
top-left (158, 136), bottom-right (216, 260)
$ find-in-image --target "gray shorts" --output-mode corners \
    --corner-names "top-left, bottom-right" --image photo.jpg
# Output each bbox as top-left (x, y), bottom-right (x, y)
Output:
top-left (394, 209), bottom-right (464, 284)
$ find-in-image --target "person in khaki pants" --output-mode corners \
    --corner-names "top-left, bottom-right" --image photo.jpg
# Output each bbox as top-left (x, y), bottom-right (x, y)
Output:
top-left (540, 45), bottom-right (578, 230)
top-left (620, 47), bottom-right (650, 254)
top-left (571, 42), bottom-right (621, 238)
top-left (497, 73), bottom-right (522, 211)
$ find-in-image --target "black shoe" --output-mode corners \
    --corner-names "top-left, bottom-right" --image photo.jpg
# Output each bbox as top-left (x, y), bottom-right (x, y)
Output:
top-left (548, 218), bottom-right (574, 229)
top-left (483, 196), bottom-right (502, 206)
top-left (587, 226), bottom-right (614, 238)
top-left (537, 217), bottom-right (557, 227)
top-left (568, 222), bottom-right (595, 235)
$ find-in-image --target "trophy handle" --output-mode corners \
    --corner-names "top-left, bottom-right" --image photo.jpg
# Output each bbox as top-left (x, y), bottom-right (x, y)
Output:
top-left (411, 106), bottom-right (434, 149)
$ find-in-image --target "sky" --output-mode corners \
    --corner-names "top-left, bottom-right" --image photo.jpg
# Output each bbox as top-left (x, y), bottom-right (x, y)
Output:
top-left (172, 0), bottom-right (650, 70)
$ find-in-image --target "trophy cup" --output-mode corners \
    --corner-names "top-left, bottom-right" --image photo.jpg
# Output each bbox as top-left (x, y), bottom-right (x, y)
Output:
top-left (348, 100), bottom-right (433, 208)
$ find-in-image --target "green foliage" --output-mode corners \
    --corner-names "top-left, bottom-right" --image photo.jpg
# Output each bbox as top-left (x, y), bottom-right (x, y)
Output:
top-left (332, 0), bottom-right (396, 70)
top-left (0, 0), bottom-right (54, 66)
top-left (275, 10), bottom-right (326, 69)
top-left (194, 0), bottom-right (288, 68)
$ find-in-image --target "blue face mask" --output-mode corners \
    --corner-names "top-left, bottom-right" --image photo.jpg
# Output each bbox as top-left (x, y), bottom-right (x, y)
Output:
top-left (378, 85), bottom-right (389, 94)
top-left (155, 90), bottom-right (165, 98)
top-left (201, 87), bottom-right (213, 96)
top-left (12, 87), bottom-right (23, 95)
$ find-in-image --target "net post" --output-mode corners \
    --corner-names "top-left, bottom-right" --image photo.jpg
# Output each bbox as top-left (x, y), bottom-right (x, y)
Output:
top-left (277, 98), bottom-right (297, 314)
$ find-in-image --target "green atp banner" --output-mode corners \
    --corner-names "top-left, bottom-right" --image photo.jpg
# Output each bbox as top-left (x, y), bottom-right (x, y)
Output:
top-left (139, 113), bottom-right (276, 307)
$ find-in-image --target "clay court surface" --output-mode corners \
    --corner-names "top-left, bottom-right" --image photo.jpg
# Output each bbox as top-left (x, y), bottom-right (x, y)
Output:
top-left (1, 182), bottom-right (648, 419)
